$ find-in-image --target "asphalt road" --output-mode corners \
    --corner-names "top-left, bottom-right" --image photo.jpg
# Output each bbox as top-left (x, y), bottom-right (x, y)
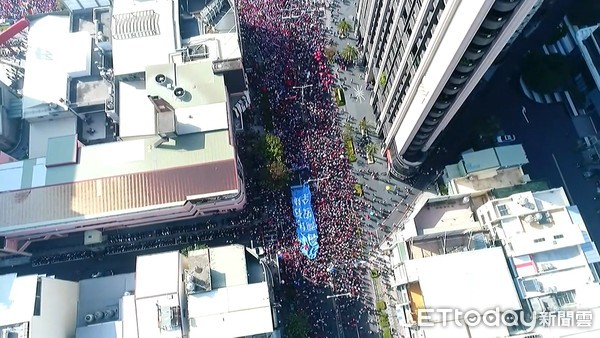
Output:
top-left (422, 0), bottom-right (600, 224)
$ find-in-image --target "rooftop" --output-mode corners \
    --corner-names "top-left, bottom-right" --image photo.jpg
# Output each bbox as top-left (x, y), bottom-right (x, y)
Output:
top-left (0, 274), bottom-right (38, 327)
top-left (77, 273), bottom-right (135, 327)
top-left (459, 144), bottom-right (528, 175)
top-left (412, 195), bottom-right (480, 236)
top-left (111, 0), bottom-right (180, 76)
top-left (187, 282), bottom-right (273, 338)
top-left (135, 252), bottom-right (181, 299)
top-left (22, 15), bottom-right (92, 118)
top-left (186, 249), bottom-right (212, 294)
top-left (447, 166), bottom-right (529, 194)
top-left (414, 247), bottom-right (522, 322)
top-left (208, 245), bottom-right (248, 288)
top-left (0, 157), bottom-right (239, 235)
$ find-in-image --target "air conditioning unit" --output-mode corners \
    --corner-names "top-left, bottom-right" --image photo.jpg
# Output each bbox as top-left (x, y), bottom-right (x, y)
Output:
top-left (85, 313), bottom-right (95, 324)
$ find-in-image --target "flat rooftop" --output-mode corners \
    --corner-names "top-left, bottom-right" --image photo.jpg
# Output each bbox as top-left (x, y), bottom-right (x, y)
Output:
top-left (449, 166), bottom-right (529, 194)
top-left (489, 189), bottom-right (576, 236)
top-left (77, 273), bottom-right (135, 327)
top-left (460, 144), bottom-right (528, 174)
top-left (209, 245), bottom-right (248, 288)
top-left (187, 282), bottom-right (273, 338)
top-left (136, 251), bottom-right (180, 299)
top-left (415, 247), bottom-right (522, 322)
top-left (413, 195), bottom-right (480, 235)
top-left (111, 0), bottom-right (180, 76)
top-left (22, 15), bottom-right (92, 118)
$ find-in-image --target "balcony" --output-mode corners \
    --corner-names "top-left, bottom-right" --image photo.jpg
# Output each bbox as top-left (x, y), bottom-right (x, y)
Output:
top-left (464, 46), bottom-right (487, 60)
top-left (442, 83), bottom-right (461, 95)
top-left (411, 137), bottom-right (427, 147)
top-left (482, 12), bottom-right (508, 30)
top-left (428, 109), bottom-right (446, 118)
top-left (456, 59), bottom-right (476, 73)
top-left (493, 0), bottom-right (520, 13)
top-left (418, 124), bottom-right (435, 134)
top-left (433, 99), bottom-right (452, 110)
top-left (449, 72), bottom-right (469, 85)
top-left (472, 29), bottom-right (498, 46)
top-left (423, 117), bottom-right (439, 127)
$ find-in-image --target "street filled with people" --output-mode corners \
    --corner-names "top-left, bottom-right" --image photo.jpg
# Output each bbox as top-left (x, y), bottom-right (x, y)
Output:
top-left (0, 0), bottom-right (56, 21)
top-left (237, 0), bottom-right (370, 334)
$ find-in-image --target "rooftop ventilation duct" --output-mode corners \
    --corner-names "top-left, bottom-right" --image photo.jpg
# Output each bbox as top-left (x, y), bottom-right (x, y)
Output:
top-left (94, 311), bottom-right (105, 321)
top-left (155, 73), bottom-right (166, 85)
top-left (173, 87), bottom-right (185, 99)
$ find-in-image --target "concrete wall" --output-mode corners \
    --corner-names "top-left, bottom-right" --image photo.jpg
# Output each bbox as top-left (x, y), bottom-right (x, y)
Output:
top-left (30, 277), bottom-right (80, 338)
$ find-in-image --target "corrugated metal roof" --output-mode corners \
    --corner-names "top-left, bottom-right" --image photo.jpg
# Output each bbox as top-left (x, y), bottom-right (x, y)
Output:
top-left (0, 159), bottom-right (238, 230)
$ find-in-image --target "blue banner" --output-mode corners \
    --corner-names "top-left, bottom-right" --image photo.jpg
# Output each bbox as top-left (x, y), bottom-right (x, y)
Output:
top-left (291, 184), bottom-right (319, 260)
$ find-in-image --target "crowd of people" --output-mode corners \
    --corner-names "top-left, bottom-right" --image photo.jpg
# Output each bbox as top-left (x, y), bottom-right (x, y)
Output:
top-left (237, 0), bottom-right (371, 334)
top-left (0, 0), bottom-right (56, 21)
top-left (238, 0), bottom-right (365, 291)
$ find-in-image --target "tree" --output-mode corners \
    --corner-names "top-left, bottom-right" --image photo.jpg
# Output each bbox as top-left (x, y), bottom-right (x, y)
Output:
top-left (341, 44), bottom-right (358, 63)
top-left (365, 142), bottom-right (377, 163)
top-left (343, 121), bottom-right (354, 140)
top-left (358, 117), bottom-right (369, 135)
top-left (324, 45), bottom-right (337, 63)
top-left (285, 312), bottom-right (311, 338)
top-left (262, 133), bottom-right (284, 162)
top-left (567, 0), bottom-right (600, 27)
top-left (379, 72), bottom-right (387, 88)
top-left (337, 19), bottom-right (352, 37)
top-left (521, 52), bottom-right (570, 94)
top-left (263, 160), bottom-right (290, 190)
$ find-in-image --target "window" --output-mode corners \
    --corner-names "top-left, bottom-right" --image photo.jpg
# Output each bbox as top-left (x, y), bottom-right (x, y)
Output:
top-left (497, 204), bottom-right (510, 216)
top-left (553, 234), bottom-right (564, 240)
top-left (533, 238), bottom-right (546, 243)
top-left (555, 290), bottom-right (576, 307)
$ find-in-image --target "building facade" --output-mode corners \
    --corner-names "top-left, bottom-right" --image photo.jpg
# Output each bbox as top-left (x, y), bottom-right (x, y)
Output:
top-left (355, 0), bottom-right (540, 177)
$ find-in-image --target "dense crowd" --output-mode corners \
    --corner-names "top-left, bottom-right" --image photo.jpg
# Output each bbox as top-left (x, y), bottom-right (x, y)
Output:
top-left (0, 0), bottom-right (56, 21)
top-left (238, 0), bottom-right (366, 308)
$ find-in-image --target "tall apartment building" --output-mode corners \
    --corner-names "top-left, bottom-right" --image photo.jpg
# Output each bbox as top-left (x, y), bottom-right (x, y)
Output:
top-left (355, 0), bottom-right (540, 177)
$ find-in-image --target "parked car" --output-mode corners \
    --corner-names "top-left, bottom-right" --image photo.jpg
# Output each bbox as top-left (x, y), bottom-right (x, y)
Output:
top-left (91, 270), bottom-right (114, 278)
top-left (496, 134), bottom-right (516, 144)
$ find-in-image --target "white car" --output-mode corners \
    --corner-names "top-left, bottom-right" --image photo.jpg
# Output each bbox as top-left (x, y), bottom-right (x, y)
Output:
top-left (496, 134), bottom-right (516, 144)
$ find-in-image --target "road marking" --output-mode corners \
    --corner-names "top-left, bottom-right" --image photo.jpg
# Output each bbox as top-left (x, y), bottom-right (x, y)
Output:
top-left (552, 153), bottom-right (573, 203)
top-left (521, 105), bottom-right (530, 124)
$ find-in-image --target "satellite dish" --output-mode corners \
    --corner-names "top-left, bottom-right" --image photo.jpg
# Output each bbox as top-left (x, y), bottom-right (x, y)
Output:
top-left (174, 87), bottom-right (185, 98)
top-left (155, 74), bottom-right (166, 84)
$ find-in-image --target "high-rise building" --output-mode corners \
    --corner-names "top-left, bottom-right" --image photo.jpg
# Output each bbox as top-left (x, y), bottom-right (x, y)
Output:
top-left (355, 0), bottom-right (541, 177)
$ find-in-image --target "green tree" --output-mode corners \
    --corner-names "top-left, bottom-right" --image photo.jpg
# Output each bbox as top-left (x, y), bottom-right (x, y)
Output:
top-left (285, 312), bottom-right (311, 338)
top-left (261, 133), bottom-right (284, 162)
top-left (365, 142), bottom-right (377, 159)
top-left (341, 44), bottom-right (359, 63)
top-left (358, 117), bottom-right (369, 134)
top-left (263, 160), bottom-right (290, 190)
top-left (379, 72), bottom-right (387, 88)
top-left (567, 0), bottom-right (600, 27)
top-left (521, 52), bottom-right (571, 94)
top-left (337, 19), bottom-right (352, 37)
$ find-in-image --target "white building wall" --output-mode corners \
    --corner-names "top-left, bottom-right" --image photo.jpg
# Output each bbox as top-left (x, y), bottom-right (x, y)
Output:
top-left (387, 0), bottom-right (493, 153)
top-left (29, 278), bottom-right (80, 338)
